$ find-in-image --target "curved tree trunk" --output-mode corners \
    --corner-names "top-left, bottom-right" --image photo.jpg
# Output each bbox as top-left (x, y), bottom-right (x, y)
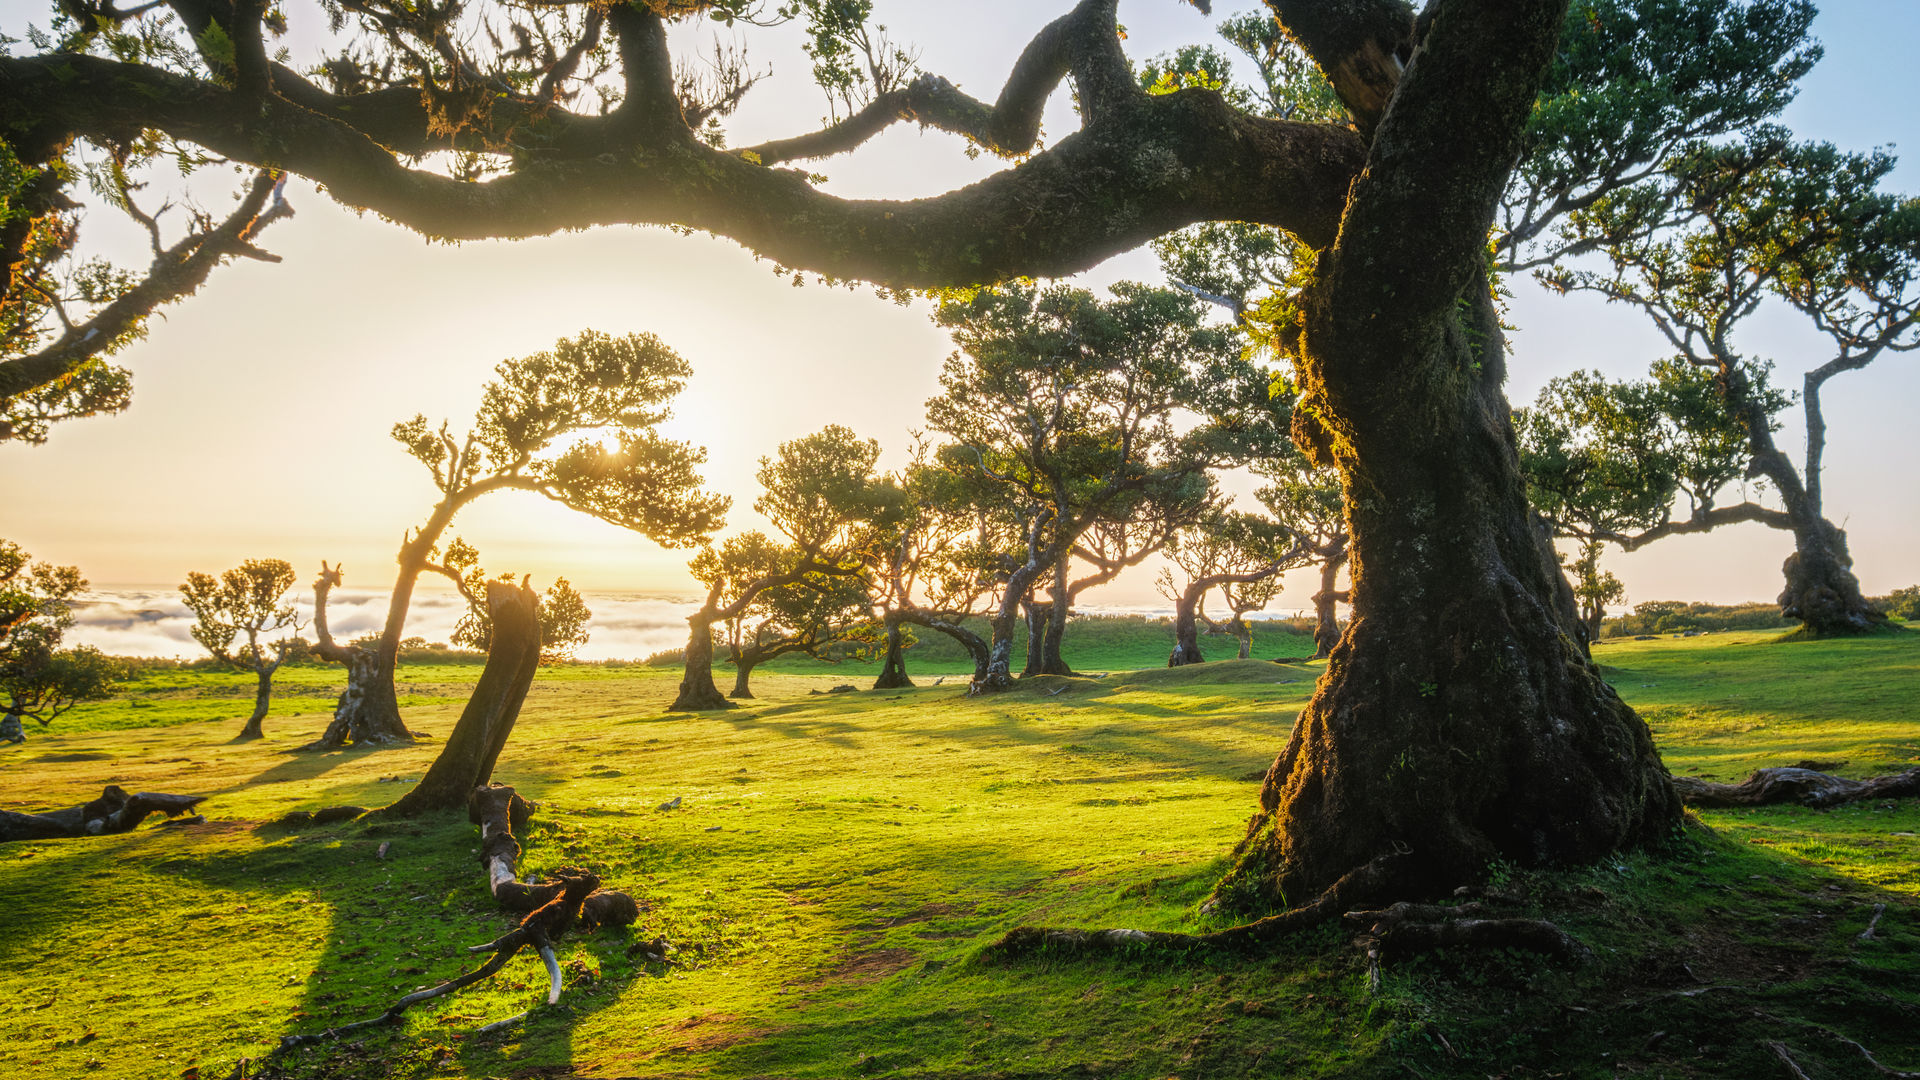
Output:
top-left (900, 609), bottom-right (990, 684)
top-left (1217, 0), bottom-right (1681, 910)
top-left (303, 564), bottom-right (414, 749)
top-left (1309, 543), bottom-right (1349, 661)
top-left (1234, 621), bottom-right (1252, 660)
top-left (669, 607), bottom-right (732, 711)
top-left (872, 612), bottom-right (914, 690)
top-left (236, 665), bottom-right (273, 741)
top-left (377, 582), bottom-right (542, 818)
top-left (1169, 587), bottom-right (1206, 667)
top-left (1718, 367), bottom-right (1885, 638)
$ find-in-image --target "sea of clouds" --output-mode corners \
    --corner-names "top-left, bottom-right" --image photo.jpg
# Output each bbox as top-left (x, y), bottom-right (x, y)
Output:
top-left (66, 586), bottom-right (708, 662)
top-left (65, 587), bottom-right (1251, 663)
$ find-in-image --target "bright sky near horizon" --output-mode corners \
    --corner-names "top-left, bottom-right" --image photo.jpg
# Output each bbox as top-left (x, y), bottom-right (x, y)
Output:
top-left (2, 0), bottom-right (1916, 616)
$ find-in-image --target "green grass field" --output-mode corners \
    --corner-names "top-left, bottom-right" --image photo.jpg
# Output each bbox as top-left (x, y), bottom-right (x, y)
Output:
top-left (2, 628), bottom-right (1915, 1079)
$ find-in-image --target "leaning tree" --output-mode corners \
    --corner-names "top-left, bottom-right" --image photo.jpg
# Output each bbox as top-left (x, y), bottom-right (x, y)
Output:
top-left (427, 537), bottom-right (595, 663)
top-left (1548, 137), bottom-right (1919, 637)
top-left (6, 0), bottom-right (1712, 910)
top-left (306, 329), bottom-right (726, 748)
top-left (180, 557), bottom-right (304, 740)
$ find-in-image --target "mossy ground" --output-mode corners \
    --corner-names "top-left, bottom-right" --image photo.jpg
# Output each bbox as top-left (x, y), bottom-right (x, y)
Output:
top-left (2, 629), bottom-right (1915, 1079)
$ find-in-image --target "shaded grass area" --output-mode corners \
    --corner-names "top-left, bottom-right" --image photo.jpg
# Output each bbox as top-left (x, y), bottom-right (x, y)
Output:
top-left (0, 634), bottom-right (1915, 1079)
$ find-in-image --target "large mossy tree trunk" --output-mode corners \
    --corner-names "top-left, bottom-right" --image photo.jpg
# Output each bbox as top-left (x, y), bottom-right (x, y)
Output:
top-left (1218, 0), bottom-right (1682, 910)
top-left (303, 564), bottom-right (414, 749)
top-left (376, 582), bottom-right (542, 818)
top-left (872, 612), bottom-right (914, 690)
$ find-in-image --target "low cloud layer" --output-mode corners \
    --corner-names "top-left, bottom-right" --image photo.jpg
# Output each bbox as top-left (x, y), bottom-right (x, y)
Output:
top-left (66, 586), bottom-right (703, 662)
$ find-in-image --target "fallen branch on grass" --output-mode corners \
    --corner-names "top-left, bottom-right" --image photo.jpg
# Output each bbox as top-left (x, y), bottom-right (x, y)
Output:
top-left (276, 783), bottom-right (643, 1049)
top-left (0, 786), bottom-right (204, 843)
top-left (1671, 766), bottom-right (1920, 808)
top-left (277, 869), bottom-right (601, 1049)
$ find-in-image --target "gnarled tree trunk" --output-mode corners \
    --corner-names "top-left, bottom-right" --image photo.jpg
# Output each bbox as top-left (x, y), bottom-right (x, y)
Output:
top-left (303, 563), bottom-right (414, 749)
top-left (669, 606), bottom-right (731, 711)
top-left (236, 663), bottom-right (274, 741)
top-left (728, 655), bottom-right (757, 699)
top-left (1018, 599), bottom-right (1050, 678)
top-left (872, 612), bottom-right (914, 690)
top-left (1035, 551), bottom-right (1077, 675)
top-left (1217, 0), bottom-right (1681, 911)
top-left (376, 582), bottom-right (542, 819)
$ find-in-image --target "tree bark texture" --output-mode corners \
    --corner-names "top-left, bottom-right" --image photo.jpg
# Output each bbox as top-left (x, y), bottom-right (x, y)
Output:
top-left (1036, 552), bottom-right (1076, 675)
top-left (669, 609), bottom-right (731, 711)
top-left (0, 786), bottom-right (205, 843)
top-left (304, 564), bottom-right (414, 749)
top-left (872, 613), bottom-right (914, 690)
top-left (1019, 601), bottom-right (1050, 678)
top-left (1218, 0), bottom-right (1682, 910)
top-left (376, 582), bottom-right (542, 819)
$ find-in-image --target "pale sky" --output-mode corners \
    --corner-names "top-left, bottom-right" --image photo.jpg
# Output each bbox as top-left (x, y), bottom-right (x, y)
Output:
top-left (2, 0), bottom-right (1916, 617)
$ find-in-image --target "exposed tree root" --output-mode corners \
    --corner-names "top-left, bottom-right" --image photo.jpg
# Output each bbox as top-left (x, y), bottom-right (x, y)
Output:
top-left (1672, 765), bottom-right (1920, 808)
top-left (0, 786), bottom-right (205, 843)
top-left (275, 783), bottom-right (642, 1050)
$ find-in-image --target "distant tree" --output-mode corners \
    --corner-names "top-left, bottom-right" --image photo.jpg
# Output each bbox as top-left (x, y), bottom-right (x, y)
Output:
top-left (428, 537), bottom-right (594, 663)
top-left (670, 425), bottom-right (892, 711)
top-left (1, 539), bottom-right (116, 743)
top-left (1515, 362), bottom-right (1760, 642)
top-left (1549, 137), bottom-right (1920, 636)
top-left (1159, 510), bottom-right (1306, 666)
top-left (694, 533), bottom-right (870, 699)
top-left (307, 329), bottom-right (726, 748)
top-left (929, 281), bottom-right (1282, 691)
top-left (180, 558), bottom-right (303, 740)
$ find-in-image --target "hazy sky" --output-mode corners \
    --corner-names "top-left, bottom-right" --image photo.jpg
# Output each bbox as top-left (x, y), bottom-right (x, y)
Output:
top-left (2, 0), bottom-right (1916, 616)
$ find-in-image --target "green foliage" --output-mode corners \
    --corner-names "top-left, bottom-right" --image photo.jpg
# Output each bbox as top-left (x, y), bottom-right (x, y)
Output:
top-left (1504, 0), bottom-right (1821, 267)
top-left (1601, 600), bottom-right (1794, 637)
top-left (0, 538), bottom-right (118, 740)
top-left (777, 0), bottom-right (917, 121)
top-left (179, 558), bottom-right (301, 673)
top-left (1875, 586), bottom-right (1920, 621)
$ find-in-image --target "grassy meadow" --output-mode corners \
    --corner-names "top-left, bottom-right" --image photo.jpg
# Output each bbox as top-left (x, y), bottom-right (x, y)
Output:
top-left (1, 626), bottom-right (1916, 1079)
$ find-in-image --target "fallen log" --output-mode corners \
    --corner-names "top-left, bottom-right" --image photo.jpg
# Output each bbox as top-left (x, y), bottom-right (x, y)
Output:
top-left (0, 786), bottom-right (205, 843)
top-left (1672, 766), bottom-right (1920, 809)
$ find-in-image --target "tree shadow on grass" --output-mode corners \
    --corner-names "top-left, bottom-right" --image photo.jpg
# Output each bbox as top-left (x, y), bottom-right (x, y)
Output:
top-left (151, 810), bottom-right (666, 1080)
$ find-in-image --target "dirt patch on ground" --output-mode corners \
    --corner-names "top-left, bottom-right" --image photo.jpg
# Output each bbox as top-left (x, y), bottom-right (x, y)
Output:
top-left (787, 946), bottom-right (922, 989)
top-left (1679, 922), bottom-right (1821, 984)
top-left (653, 1013), bottom-right (778, 1056)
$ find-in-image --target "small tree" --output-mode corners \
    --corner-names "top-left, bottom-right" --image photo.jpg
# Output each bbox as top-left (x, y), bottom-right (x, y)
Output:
top-left (308, 329), bottom-right (726, 748)
top-left (670, 425), bottom-right (892, 711)
top-left (1, 539), bottom-right (116, 743)
top-left (1159, 511), bottom-right (1305, 666)
top-left (695, 533), bottom-right (870, 699)
top-left (180, 558), bottom-right (303, 740)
